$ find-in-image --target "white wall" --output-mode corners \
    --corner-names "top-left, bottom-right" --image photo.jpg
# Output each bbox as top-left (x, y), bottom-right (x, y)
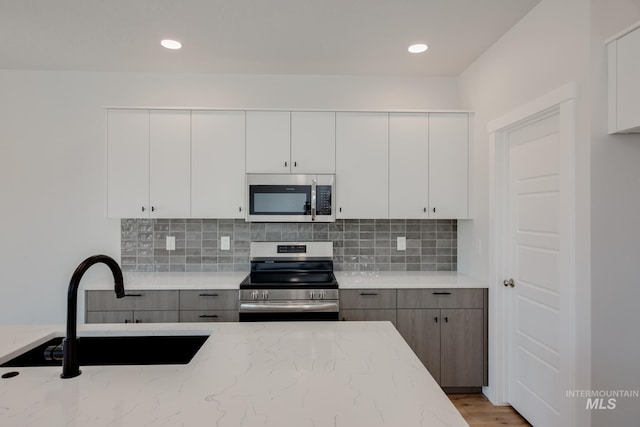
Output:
top-left (590, 1), bottom-right (640, 426)
top-left (0, 71), bottom-right (459, 325)
top-left (457, 0), bottom-right (592, 425)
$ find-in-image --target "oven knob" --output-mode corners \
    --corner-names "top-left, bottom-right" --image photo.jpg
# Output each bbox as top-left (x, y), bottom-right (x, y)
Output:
top-left (251, 291), bottom-right (259, 300)
top-left (320, 290), bottom-right (326, 299)
top-left (309, 290), bottom-right (316, 299)
top-left (262, 291), bottom-right (269, 300)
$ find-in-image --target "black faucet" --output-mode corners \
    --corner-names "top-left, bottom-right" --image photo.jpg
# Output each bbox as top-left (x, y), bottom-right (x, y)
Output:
top-left (61, 255), bottom-right (125, 378)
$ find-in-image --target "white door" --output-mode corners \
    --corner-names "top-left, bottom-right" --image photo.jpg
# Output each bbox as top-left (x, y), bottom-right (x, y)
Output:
top-left (191, 111), bottom-right (246, 218)
top-left (245, 111), bottom-right (291, 173)
top-left (149, 110), bottom-right (191, 218)
top-left (502, 107), bottom-right (573, 426)
top-left (389, 113), bottom-right (429, 218)
top-left (335, 112), bottom-right (389, 219)
top-left (291, 111), bottom-right (336, 173)
top-left (428, 113), bottom-right (469, 219)
top-left (106, 109), bottom-right (150, 218)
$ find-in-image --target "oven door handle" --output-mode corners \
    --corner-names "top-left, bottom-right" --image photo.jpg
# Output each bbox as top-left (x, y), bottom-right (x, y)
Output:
top-left (239, 302), bottom-right (338, 313)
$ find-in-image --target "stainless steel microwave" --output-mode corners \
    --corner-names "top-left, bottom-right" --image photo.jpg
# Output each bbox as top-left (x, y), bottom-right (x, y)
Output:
top-left (246, 174), bottom-right (335, 222)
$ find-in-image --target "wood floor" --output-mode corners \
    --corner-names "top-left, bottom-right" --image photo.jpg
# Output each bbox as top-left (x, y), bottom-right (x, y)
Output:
top-left (448, 394), bottom-right (532, 427)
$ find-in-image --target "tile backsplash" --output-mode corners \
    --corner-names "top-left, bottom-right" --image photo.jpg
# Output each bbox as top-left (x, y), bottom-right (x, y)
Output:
top-left (121, 219), bottom-right (457, 273)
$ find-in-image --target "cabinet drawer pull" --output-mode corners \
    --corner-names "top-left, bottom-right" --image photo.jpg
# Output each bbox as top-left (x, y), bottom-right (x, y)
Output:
top-left (432, 292), bottom-right (451, 295)
top-left (199, 314), bottom-right (219, 319)
top-left (199, 293), bottom-right (219, 297)
top-left (125, 293), bottom-right (143, 297)
top-left (359, 292), bottom-right (379, 296)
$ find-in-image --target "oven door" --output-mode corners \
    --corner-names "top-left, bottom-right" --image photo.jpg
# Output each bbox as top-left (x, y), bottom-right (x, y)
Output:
top-left (239, 301), bottom-right (339, 321)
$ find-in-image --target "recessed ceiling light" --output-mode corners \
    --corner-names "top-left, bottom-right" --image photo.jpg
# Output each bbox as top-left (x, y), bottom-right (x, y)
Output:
top-left (161, 39), bottom-right (182, 50)
top-left (408, 43), bottom-right (428, 54)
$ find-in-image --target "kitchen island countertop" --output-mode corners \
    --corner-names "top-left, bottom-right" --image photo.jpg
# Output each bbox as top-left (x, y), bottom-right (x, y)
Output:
top-left (0, 321), bottom-right (468, 427)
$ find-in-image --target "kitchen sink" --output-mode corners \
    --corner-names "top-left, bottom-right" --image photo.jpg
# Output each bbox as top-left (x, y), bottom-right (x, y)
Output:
top-left (1, 335), bottom-right (209, 367)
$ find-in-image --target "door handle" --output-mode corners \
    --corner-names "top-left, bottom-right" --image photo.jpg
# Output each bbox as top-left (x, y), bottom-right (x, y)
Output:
top-left (503, 278), bottom-right (515, 287)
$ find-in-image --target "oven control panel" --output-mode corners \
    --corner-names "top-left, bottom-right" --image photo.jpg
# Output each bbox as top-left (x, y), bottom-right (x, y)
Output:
top-left (277, 245), bottom-right (307, 254)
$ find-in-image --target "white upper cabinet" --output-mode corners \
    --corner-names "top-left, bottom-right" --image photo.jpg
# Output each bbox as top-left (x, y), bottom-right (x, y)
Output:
top-left (107, 109), bottom-right (150, 218)
top-left (336, 112), bottom-right (389, 219)
top-left (148, 110), bottom-right (191, 218)
top-left (608, 23), bottom-right (640, 133)
top-left (107, 109), bottom-right (190, 219)
top-left (245, 111), bottom-right (291, 173)
top-left (389, 113), bottom-right (429, 218)
top-left (191, 111), bottom-right (246, 218)
top-left (290, 112), bottom-right (336, 173)
top-left (428, 113), bottom-right (469, 219)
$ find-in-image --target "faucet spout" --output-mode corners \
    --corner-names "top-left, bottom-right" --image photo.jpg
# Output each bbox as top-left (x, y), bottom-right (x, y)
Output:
top-left (61, 254), bottom-right (125, 379)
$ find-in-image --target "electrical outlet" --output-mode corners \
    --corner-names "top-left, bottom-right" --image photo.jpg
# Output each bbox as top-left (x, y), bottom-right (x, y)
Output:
top-left (397, 236), bottom-right (406, 251)
top-left (166, 236), bottom-right (176, 251)
top-left (221, 236), bottom-right (231, 251)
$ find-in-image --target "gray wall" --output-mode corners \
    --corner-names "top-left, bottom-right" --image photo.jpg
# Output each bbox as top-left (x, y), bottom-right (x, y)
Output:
top-left (121, 219), bottom-right (457, 272)
top-left (591, 1), bottom-right (640, 426)
top-left (0, 70), bottom-right (459, 324)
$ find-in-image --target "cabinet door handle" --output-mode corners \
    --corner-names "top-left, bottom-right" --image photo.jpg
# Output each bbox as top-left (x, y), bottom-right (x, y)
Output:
top-left (359, 292), bottom-right (379, 296)
top-left (124, 319), bottom-right (129, 324)
top-left (339, 207), bottom-right (342, 213)
top-left (151, 206), bottom-right (156, 212)
top-left (199, 314), bottom-right (219, 319)
top-left (239, 206), bottom-right (242, 212)
top-left (135, 319), bottom-right (141, 323)
top-left (433, 207), bottom-right (436, 213)
top-left (199, 293), bottom-right (219, 297)
top-left (434, 317), bottom-right (438, 323)
top-left (423, 207), bottom-right (427, 213)
top-left (432, 292), bottom-right (451, 295)
top-left (141, 206), bottom-right (146, 212)
top-left (125, 293), bottom-right (143, 297)
top-left (294, 161), bottom-right (297, 167)
top-left (284, 161), bottom-right (288, 167)
top-left (444, 317), bottom-right (448, 323)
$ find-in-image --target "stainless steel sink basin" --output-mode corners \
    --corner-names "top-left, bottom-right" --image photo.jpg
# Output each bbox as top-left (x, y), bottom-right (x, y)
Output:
top-left (1, 335), bottom-right (209, 367)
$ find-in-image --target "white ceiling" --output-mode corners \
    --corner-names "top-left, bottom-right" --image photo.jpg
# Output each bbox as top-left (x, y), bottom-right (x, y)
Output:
top-left (0, 0), bottom-right (541, 76)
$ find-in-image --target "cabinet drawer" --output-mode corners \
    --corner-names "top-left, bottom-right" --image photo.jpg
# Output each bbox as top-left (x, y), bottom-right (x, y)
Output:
top-left (179, 290), bottom-right (238, 311)
top-left (180, 310), bottom-right (239, 322)
top-left (397, 288), bottom-right (484, 309)
top-left (340, 289), bottom-right (396, 309)
top-left (86, 311), bottom-right (133, 324)
top-left (86, 290), bottom-right (179, 311)
top-left (340, 309), bottom-right (397, 326)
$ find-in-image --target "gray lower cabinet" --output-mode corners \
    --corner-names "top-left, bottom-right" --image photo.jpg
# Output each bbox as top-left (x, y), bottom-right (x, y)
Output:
top-left (85, 290), bottom-right (179, 324)
top-left (85, 289), bottom-right (238, 324)
top-left (396, 288), bottom-right (488, 391)
top-left (179, 290), bottom-right (238, 322)
top-left (339, 289), bottom-right (397, 326)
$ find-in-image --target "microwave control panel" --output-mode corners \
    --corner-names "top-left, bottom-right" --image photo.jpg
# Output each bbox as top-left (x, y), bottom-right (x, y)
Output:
top-left (316, 186), bottom-right (332, 215)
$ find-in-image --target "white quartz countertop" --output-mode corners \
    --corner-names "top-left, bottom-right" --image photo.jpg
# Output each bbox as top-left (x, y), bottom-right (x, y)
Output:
top-left (0, 322), bottom-right (468, 427)
top-left (84, 271), bottom-right (486, 290)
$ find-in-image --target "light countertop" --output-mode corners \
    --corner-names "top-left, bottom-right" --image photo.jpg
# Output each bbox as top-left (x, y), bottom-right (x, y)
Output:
top-left (0, 322), bottom-right (468, 427)
top-left (84, 271), bottom-right (487, 291)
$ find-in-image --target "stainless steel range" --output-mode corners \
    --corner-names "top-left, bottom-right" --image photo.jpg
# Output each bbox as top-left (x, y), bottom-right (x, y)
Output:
top-left (239, 241), bottom-right (339, 321)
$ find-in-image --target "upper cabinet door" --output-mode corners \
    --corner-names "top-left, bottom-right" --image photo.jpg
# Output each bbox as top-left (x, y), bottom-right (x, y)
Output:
top-left (389, 113), bottom-right (429, 219)
top-left (107, 109), bottom-right (150, 218)
top-left (246, 111), bottom-right (291, 173)
top-left (291, 112), bottom-right (336, 173)
top-left (615, 27), bottom-right (640, 133)
top-left (428, 113), bottom-right (469, 219)
top-left (149, 110), bottom-right (191, 218)
top-left (336, 112), bottom-right (389, 219)
top-left (191, 111), bottom-right (246, 218)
